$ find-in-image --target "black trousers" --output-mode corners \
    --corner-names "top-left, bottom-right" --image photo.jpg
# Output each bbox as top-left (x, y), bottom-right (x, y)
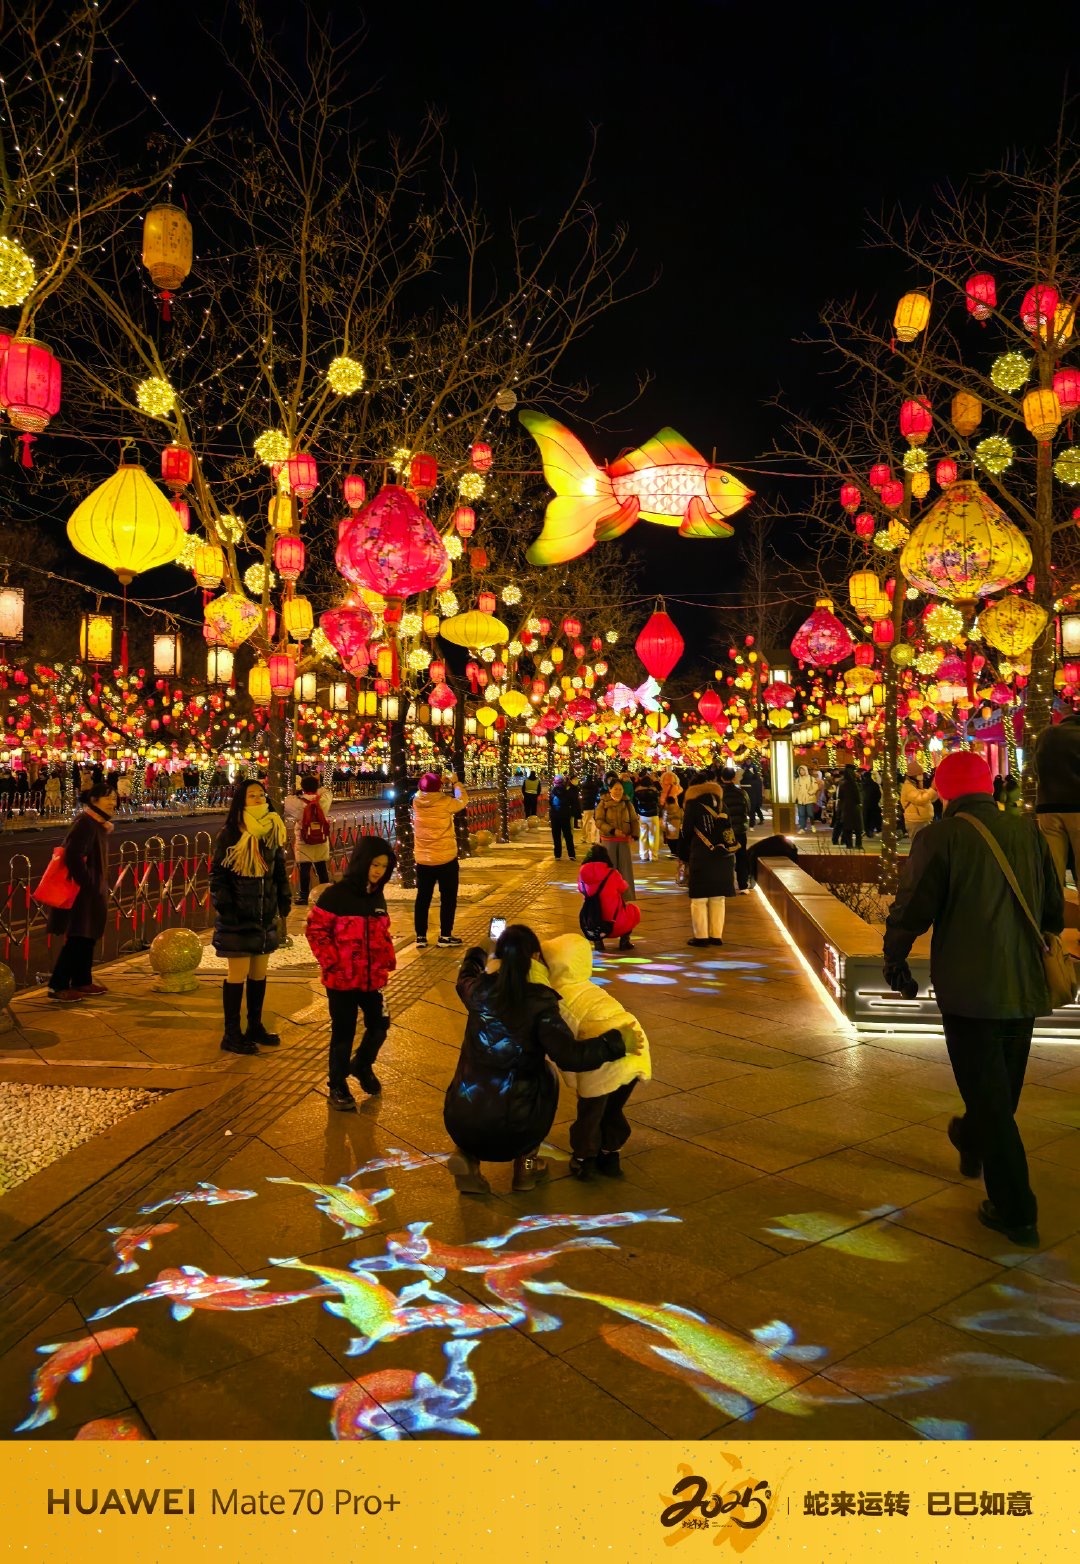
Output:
top-left (570, 1081), bottom-right (636, 1158)
top-left (523, 794), bottom-right (538, 817)
top-left (734, 830), bottom-right (749, 890)
top-left (298, 859), bottom-right (330, 900)
top-left (326, 988), bottom-right (386, 1089)
top-left (414, 859), bottom-right (459, 937)
top-left (941, 1013), bottom-right (1037, 1226)
top-left (550, 816), bottom-right (575, 859)
top-left (49, 934), bottom-right (95, 992)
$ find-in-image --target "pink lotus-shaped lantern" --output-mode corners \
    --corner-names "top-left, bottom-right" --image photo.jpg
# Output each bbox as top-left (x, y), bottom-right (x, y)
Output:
top-left (762, 680), bottom-right (796, 708)
top-left (430, 681), bottom-right (457, 711)
top-left (790, 598), bottom-right (854, 668)
top-left (336, 484), bottom-right (448, 604)
top-left (565, 695), bottom-right (597, 721)
top-left (320, 606), bottom-right (373, 675)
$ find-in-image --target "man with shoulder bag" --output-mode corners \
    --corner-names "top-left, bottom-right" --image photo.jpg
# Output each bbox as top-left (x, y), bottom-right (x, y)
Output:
top-left (883, 751), bottom-right (1067, 1248)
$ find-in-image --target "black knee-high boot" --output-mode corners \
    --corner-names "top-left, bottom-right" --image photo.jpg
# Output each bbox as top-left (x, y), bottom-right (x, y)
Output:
top-left (350, 1018), bottom-right (389, 1094)
top-left (244, 978), bottom-right (280, 1046)
top-left (220, 982), bottom-right (255, 1055)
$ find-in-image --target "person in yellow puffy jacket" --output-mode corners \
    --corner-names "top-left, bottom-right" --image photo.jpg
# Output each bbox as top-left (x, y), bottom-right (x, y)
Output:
top-left (411, 771), bottom-right (469, 949)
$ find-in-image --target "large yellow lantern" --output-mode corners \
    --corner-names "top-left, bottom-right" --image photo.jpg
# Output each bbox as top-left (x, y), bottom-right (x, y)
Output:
top-left (283, 596), bottom-right (314, 641)
top-left (1022, 388), bottom-right (1062, 442)
top-left (951, 391), bottom-right (982, 437)
top-left (204, 592), bottom-right (260, 648)
top-left (894, 292), bottom-right (930, 342)
top-left (848, 570), bottom-right (880, 618)
top-left (976, 594), bottom-right (1049, 657)
top-left (498, 689), bottom-right (531, 719)
top-left (67, 460), bottom-right (185, 584)
top-left (438, 610), bottom-right (508, 649)
top-left (900, 480), bottom-right (1032, 604)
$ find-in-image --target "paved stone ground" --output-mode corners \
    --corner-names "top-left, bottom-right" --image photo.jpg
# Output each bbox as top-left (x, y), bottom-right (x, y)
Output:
top-left (1, 829), bottom-right (1079, 1442)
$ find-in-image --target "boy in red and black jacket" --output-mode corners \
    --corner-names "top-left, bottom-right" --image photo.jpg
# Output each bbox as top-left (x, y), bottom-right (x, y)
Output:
top-left (305, 836), bottom-right (397, 1111)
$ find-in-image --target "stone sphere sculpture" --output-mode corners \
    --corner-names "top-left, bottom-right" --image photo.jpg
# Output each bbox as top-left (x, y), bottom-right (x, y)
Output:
top-left (149, 928), bottom-right (203, 993)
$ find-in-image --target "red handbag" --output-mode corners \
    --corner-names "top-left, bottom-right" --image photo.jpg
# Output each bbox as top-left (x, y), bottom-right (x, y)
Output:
top-left (32, 847), bottom-right (80, 910)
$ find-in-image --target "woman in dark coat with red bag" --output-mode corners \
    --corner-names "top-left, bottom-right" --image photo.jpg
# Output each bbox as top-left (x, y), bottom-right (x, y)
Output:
top-left (210, 778), bottom-right (291, 1056)
top-left (47, 782), bottom-right (117, 1003)
top-left (444, 924), bottom-right (631, 1196)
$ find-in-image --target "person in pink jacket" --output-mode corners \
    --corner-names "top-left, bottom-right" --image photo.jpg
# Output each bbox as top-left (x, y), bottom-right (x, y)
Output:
top-left (411, 770), bottom-right (468, 949)
top-left (577, 845), bottom-right (641, 953)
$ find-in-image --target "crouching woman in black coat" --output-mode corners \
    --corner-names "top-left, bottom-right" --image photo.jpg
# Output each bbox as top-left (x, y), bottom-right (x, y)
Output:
top-left (210, 778), bottom-right (291, 1055)
top-left (444, 924), bottom-right (632, 1196)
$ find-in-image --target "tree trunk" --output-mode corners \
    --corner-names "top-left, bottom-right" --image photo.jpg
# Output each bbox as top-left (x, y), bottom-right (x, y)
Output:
top-left (389, 712), bottom-right (416, 888)
top-left (1022, 438), bottom-right (1055, 806)
top-left (877, 485), bottom-right (911, 897)
top-left (265, 706), bottom-right (289, 808)
top-left (497, 725), bottom-right (511, 843)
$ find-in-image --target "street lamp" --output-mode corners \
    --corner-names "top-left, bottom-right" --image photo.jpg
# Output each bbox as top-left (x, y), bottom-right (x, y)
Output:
top-left (766, 663), bottom-right (795, 833)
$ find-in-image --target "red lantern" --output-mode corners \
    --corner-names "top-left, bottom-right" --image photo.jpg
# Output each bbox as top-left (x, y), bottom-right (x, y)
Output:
top-left (872, 617), bottom-right (895, 647)
top-left (531, 678), bottom-right (546, 697)
top-left (880, 479), bottom-right (904, 509)
top-left (762, 680), bottom-right (795, 708)
top-left (268, 652), bottom-right (296, 696)
top-left (409, 453), bottom-right (438, 496)
top-left (469, 546), bottom-right (489, 571)
top-left (477, 590), bottom-right (497, 614)
top-left (790, 600), bottom-right (853, 668)
top-left (476, 669), bottom-right (489, 688)
top-left (286, 452), bottom-right (318, 501)
top-left (562, 616), bottom-right (582, 639)
top-left (965, 272), bottom-right (997, 320)
top-left (161, 443), bottom-right (193, 490)
top-left (572, 641), bottom-right (585, 661)
top-left (1020, 283), bottom-right (1058, 335)
top-left (453, 505), bottom-right (476, 537)
top-left (0, 337), bottom-right (62, 467)
top-left (935, 457), bottom-right (958, 487)
top-left (537, 617), bottom-right (551, 638)
top-left (171, 497), bottom-right (190, 531)
top-left (854, 512), bottom-right (876, 540)
top-left (591, 635), bottom-right (603, 652)
top-left (274, 534), bottom-right (306, 581)
top-left (899, 397), bottom-right (933, 446)
top-left (343, 474), bottom-right (367, 511)
top-left (697, 688), bottom-right (723, 727)
top-left (470, 441), bottom-right (493, 472)
top-left (429, 681), bottom-right (456, 711)
top-left (336, 485), bottom-right (448, 602)
top-left (1053, 367), bottom-right (1080, 415)
top-left (635, 608), bottom-right (685, 682)
top-left (429, 659), bottom-right (446, 684)
top-left (319, 606), bottom-right (373, 675)
top-left (868, 462), bottom-right (891, 491)
top-left (839, 480), bottom-right (861, 514)
top-left (465, 660), bottom-right (479, 683)
top-left (853, 643), bottom-right (875, 667)
top-left (491, 659), bottom-right (506, 681)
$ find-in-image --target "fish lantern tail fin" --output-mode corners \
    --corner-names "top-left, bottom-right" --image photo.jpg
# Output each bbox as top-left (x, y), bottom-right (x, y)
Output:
top-left (679, 493), bottom-right (735, 539)
top-left (521, 409), bottom-right (629, 565)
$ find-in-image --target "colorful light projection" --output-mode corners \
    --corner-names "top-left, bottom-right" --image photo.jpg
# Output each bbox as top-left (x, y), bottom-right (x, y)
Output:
top-left (138, 1182), bottom-right (257, 1213)
top-left (265, 1176), bottom-right (393, 1241)
top-left (107, 1222), bottom-right (178, 1275)
top-left (521, 411), bottom-right (753, 564)
top-left (15, 1331), bottom-right (139, 1431)
top-left (86, 1268), bottom-right (328, 1322)
top-left (312, 1339), bottom-right (481, 1440)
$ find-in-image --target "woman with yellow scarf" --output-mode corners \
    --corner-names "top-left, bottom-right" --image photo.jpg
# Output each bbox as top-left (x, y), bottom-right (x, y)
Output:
top-left (210, 778), bottom-right (292, 1054)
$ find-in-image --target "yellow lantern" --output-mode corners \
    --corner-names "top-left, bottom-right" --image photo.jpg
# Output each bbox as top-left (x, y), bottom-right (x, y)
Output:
top-left (422, 612), bottom-right (440, 636)
top-left (204, 592), bottom-right (260, 648)
top-left (248, 661), bottom-right (272, 707)
top-left (1022, 388), bottom-right (1062, 441)
top-left (900, 480), bottom-right (1032, 604)
top-left (951, 391), bottom-right (982, 437)
top-left (1041, 305), bottom-right (1075, 346)
top-left (976, 594), bottom-right (1049, 657)
top-left (269, 492), bottom-right (296, 534)
top-left (910, 469), bottom-right (930, 500)
top-left (193, 543), bottom-right (225, 590)
top-left (67, 459), bottom-right (185, 584)
top-left (554, 731), bottom-right (569, 747)
top-left (475, 704), bottom-right (498, 727)
top-left (887, 518), bottom-right (910, 548)
top-left (438, 610), bottom-right (508, 649)
top-left (844, 666), bottom-right (875, 696)
top-left (283, 596), bottom-right (314, 641)
top-left (79, 613), bottom-right (114, 663)
top-left (893, 292), bottom-right (930, 342)
top-left (848, 570), bottom-right (880, 618)
top-left (499, 689), bottom-right (531, 719)
top-left (142, 204), bottom-right (193, 295)
top-left (551, 646), bottom-right (564, 665)
top-left (206, 646), bottom-right (234, 685)
top-left (768, 707), bottom-right (794, 729)
top-left (574, 725), bottom-right (591, 743)
top-left (376, 646), bottom-right (394, 680)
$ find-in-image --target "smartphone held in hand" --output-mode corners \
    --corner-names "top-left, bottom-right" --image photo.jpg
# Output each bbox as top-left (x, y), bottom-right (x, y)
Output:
top-left (489, 916), bottom-right (507, 942)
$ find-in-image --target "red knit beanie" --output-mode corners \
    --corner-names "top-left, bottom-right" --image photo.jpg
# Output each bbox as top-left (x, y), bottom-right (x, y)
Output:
top-left (418, 771), bottom-right (442, 793)
top-left (933, 751), bottom-right (994, 802)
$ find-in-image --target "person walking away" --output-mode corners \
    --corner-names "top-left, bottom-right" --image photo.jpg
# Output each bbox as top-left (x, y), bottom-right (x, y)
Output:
top-left (305, 837), bottom-right (397, 1110)
top-left (999, 774), bottom-right (1022, 812)
top-left (662, 787), bottom-right (684, 856)
top-left (522, 771), bottom-right (541, 818)
top-left (548, 775), bottom-right (577, 861)
top-left (566, 775), bottom-right (582, 831)
top-left (541, 933), bottom-right (651, 1179)
top-left (743, 759), bottom-right (766, 826)
top-left (1034, 705), bottom-right (1080, 889)
top-left (412, 770), bottom-right (468, 948)
top-left (210, 778), bottom-right (291, 1054)
top-left (884, 751), bottom-right (1063, 1247)
top-left (634, 772), bottom-right (661, 862)
top-left (443, 924), bottom-right (629, 1196)
top-left (593, 779), bottom-right (639, 902)
top-left (719, 766), bottom-right (750, 890)
top-left (578, 772), bottom-right (601, 845)
top-left (678, 773), bottom-right (738, 946)
top-left (578, 844), bottom-right (641, 952)
top-left (900, 762), bottom-right (937, 845)
top-left (835, 763), bottom-right (864, 849)
top-left (861, 768), bottom-right (883, 838)
top-left (794, 765), bottom-right (817, 832)
top-left (46, 783), bottom-right (117, 1002)
top-left (292, 774), bottom-right (333, 904)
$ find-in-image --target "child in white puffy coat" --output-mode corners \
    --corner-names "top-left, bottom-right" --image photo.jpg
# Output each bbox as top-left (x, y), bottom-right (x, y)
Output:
top-left (541, 932), bottom-right (651, 1180)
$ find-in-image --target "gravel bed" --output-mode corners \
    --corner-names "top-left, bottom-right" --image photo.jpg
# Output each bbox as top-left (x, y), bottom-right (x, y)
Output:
top-left (0, 1083), bottom-right (165, 1194)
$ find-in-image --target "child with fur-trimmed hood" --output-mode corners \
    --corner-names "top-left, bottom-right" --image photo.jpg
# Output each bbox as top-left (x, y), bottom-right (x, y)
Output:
top-left (541, 932), bottom-right (651, 1181)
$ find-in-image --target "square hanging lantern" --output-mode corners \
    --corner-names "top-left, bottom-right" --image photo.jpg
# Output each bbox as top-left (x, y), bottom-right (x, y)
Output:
top-left (293, 671), bottom-right (317, 702)
top-left (207, 646), bottom-right (234, 685)
top-left (161, 443), bottom-right (193, 490)
top-left (0, 585), bottom-right (25, 641)
top-left (330, 681), bottom-right (349, 711)
top-left (79, 612), bottom-right (114, 663)
top-left (153, 632), bottom-right (182, 677)
top-left (1061, 613), bottom-right (1080, 658)
top-left (380, 695), bottom-right (401, 721)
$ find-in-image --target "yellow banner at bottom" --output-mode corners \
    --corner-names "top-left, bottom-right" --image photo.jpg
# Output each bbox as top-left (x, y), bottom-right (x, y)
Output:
top-left (1, 1441), bottom-right (1076, 1562)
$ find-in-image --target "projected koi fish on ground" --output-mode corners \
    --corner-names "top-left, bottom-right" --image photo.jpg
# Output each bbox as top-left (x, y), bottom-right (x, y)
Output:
top-left (74, 1415), bottom-right (146, 1440)
top-left (521, 410), bottom-right (753, 565)
top-left (14, 1331), bottom-right (138, 1432)
top-left (106, 1222), bottom-right (178, 1275)
top-left (138, 1182), bottom-right (257, 1214)
top-left (487, 1209), bottom-right (680, 1245)
top-left (311, 1339), bottom-right (480, 1440)
top-left (266, 1176), bottom-right (393, 1240)
top-left (951, 1284), bottom-right (1080, 1337)
top-left (86, 1266), bottom-right (329, 1322)
top-left (346, 1148), bottom-right (449, 1177)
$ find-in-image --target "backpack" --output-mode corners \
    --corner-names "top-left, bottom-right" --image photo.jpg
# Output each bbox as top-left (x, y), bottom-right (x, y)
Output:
top-left (300, 795), bottom-right (329, 846)
top-left (579, 869), bottom-right (615, 940)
